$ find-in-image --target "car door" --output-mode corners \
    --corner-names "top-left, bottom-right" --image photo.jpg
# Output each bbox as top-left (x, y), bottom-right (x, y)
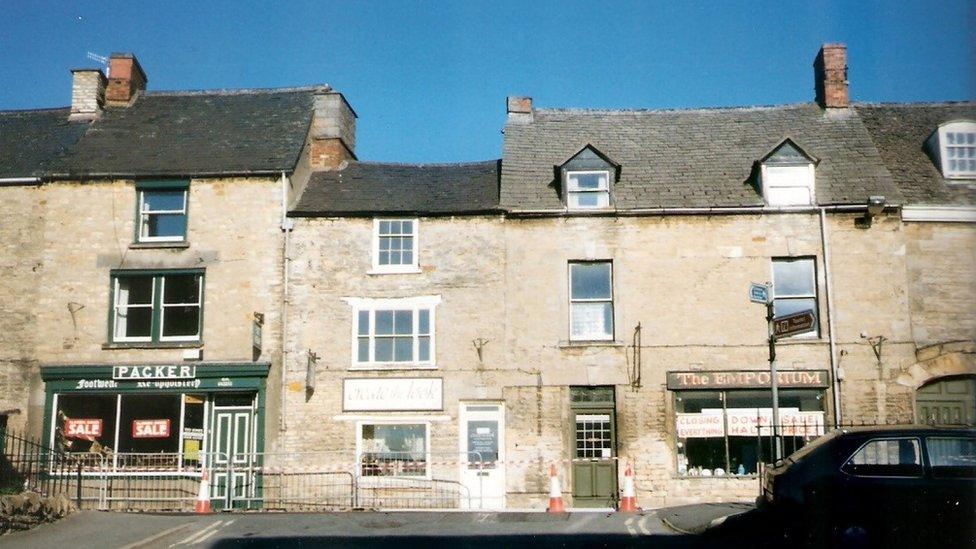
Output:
top-left (839, 436), bottom-right (926, 541)
top-left (923, 435), bottom-right (976, 543)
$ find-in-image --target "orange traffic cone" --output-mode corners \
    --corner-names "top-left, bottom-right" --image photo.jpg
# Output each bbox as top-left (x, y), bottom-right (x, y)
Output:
top-left (618, 461), bottom-right (638, 512)
top-left (546, 463), bottom-right (565, 513)
top-left (195, 469), bottom-right (212, 514)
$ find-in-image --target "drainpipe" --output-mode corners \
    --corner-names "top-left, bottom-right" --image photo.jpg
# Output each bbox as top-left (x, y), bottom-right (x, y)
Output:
top-left (279, 171), bottom-right (293, 433)
top-left (819, 208), bottom-right (842, 426)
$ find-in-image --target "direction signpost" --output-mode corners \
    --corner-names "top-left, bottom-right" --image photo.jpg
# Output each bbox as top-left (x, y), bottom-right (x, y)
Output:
top-left (749, 282), bottom-right (816, 462)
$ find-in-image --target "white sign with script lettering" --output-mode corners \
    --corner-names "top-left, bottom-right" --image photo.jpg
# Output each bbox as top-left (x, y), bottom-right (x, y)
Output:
top-left (343, 378), bottom-right (443, 411)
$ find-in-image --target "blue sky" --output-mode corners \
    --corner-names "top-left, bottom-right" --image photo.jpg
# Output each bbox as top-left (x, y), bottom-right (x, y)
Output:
top-left (2, 1), bottom-right (973, 162)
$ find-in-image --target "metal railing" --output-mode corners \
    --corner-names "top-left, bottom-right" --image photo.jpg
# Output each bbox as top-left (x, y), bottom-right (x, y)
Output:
top-left (0, 428), bottom-right (102, 509)
top-left (3, 436), bottom-right (482, 512)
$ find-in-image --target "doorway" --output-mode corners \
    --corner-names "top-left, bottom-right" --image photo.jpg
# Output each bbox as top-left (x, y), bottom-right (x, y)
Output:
top-left (916, 376), bottom-right (976, 425)
top-left (210, 395), bottom-right (257, 509)
top-left (459, 402), bottom-right (505, 509)
top-left (570, 386), bottom-right (617, 508)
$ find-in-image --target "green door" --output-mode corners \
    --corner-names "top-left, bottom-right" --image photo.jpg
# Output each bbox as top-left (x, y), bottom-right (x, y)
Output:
top-left (210, 406), bottom-right (254, 509)
top-left (571, 409), bottom-right (617, 507)
top-left (917, 376), bottom-right (976, 426)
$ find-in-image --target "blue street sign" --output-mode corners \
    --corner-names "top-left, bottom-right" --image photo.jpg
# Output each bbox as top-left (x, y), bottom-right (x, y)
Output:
top-left (749, 283), bottom-right (770, 304)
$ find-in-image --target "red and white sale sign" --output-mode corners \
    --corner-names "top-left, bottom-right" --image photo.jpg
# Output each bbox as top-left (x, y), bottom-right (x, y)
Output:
top-left (64, 419), bottom-right (103, 439)
top-left (132, 419), bottom-right (171, 439)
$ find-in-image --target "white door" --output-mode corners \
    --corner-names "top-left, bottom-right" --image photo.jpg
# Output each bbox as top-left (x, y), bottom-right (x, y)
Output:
top-left (459, 402), bottom-right (505, 509)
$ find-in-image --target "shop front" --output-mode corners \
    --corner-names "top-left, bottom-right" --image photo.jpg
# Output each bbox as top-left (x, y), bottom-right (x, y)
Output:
top-left (668, 370), bottom-right (829, 477)
top-left (40, 362), bottom-right (268, 509)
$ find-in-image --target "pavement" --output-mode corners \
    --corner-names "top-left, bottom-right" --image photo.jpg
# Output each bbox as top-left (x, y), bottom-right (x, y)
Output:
top-left (0, 503), bottom-right (758, 548)
top-left (658, 502), bottom-right (756, 535)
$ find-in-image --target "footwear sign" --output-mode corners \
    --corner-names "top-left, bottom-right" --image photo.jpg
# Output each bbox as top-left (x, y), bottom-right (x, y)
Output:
top-left (65, 418), bottom-right (103, 439)
top-left (132, 419), bottom-right (171, 438)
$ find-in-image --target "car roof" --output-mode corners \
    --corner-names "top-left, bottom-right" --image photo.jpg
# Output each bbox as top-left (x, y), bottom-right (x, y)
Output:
top-left (835, 424), bottom-right (976, 437)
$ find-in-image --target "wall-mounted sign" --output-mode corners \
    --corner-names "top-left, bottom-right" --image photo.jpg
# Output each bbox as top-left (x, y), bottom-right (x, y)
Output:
top-left (252, 312), bottom-right (264, 353)
top-left (64, 419), bottom-right (102, 439)
top-left (667, 370), bottom-right (828, 390)
top-left (113, 365), bottom-right (196, 380)
top-left (132, 419), bottom-right (171, 439)
top-left (343, 378), bottom-right (443, 411)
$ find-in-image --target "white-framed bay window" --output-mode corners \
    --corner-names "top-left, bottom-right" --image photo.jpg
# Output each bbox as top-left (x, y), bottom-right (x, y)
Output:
top-left (344, 295), bottom-right (441, 369)
top-left (356, 420), bottom-right (431, 478)
top-left (569, 261), bottom-right (614, 341)
top-left (566, 170), bottom-right (610, 209)
top-left (371, 218), bottom-right (420, 274)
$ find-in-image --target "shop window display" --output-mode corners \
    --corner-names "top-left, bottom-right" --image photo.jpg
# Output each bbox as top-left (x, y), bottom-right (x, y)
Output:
top-left (53, 392), bottom-right (211, 471)
top-left (675, 389), bottom-right (825, 476)
top-left (359, 423), bottom-right (428, 477)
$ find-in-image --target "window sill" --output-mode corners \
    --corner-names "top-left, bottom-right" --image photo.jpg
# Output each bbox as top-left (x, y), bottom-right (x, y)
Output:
top-left (775, 336), bottom-right (824, 346)
top-left (102, 341), bottom-right (203, 350)
top-left (129, 241), bottom-right (190, 250)
top-left (367, 267), bottom-right (423, 275)
top-left (349, 364), bottom-right (437, 371)
top-left (558, 340), bottom-right (625, 348)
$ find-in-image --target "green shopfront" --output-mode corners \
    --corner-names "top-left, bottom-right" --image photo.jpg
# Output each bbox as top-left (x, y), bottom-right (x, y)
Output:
top-left (40, 362), bottom-right (269, 509)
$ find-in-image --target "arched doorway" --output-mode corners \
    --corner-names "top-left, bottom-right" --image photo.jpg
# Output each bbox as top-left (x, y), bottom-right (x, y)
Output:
top-left (915, 375), bottom-right (976, 425)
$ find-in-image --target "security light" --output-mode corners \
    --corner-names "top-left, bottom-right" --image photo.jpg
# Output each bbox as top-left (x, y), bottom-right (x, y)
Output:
top-left (856, 195), bottom-right (887, 229)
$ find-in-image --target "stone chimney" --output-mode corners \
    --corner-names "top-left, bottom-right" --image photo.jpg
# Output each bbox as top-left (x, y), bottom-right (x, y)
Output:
top-left (309, 91), bottom-right (357, 169)
top-left (814, 43), bottom-right (848, 109)
top-left (507, 96), bottom-right (533, 124)
top-left (69, 69), bottom-right (106, 120)
top-left (105, 53), bottom-right (147, 106)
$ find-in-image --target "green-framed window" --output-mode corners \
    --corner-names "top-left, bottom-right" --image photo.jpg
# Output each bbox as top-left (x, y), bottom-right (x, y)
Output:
top-left (136, 181), bottom-right (189, 243)
top-left (110, 269), bottom-right (204, 343)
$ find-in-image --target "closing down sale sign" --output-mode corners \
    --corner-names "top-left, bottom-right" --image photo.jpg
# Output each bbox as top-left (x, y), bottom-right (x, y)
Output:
top-left (65, 419), bottom-right (102, 439)
top-left (132, 419), bottom-right (171, 438)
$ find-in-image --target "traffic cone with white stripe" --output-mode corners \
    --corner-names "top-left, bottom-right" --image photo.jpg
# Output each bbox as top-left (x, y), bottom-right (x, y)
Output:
top-left (617, 461), bottom-right (638, 512)
top-left (546, 463), bottom-right (565, 513)
top-left (195, 469), bottom-right (212, 514)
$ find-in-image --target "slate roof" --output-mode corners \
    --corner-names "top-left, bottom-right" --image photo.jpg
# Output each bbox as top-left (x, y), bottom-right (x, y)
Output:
top-left (501, 103), bottom-right (901, 210)
top-left (856, 102), bottom-right (976, 206)
top-left (0, 108), bottom-right (88, 178)
top-left (291, 160), bottom-right (501, 216)
top-left (56, 87), bottom-right (323, 178)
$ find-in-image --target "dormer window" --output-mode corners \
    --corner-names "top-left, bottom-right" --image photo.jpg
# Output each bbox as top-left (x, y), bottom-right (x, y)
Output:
top-left (567, 171), bottom-right (610, 208)
top-left (759, 139), bottom-right (817, 206)
top-left (558, 145), bottom-right (619, 211)
top-left (929, 121), bottom-right (976, 179)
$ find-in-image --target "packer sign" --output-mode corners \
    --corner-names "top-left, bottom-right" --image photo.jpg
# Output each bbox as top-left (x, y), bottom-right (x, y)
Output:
top-left (132, 419), bottom-right (171, 439)
top-left (65, 419), bottom-right (102, 439)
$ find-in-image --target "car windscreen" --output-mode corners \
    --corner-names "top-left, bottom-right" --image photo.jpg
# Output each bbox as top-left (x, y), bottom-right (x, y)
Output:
top-left (784, 428), bottom-right (843, 463)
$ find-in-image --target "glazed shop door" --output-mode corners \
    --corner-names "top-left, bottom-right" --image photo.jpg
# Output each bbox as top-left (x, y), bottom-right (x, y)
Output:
top-left (211, 405), bottom-right (255, 509)
top-left (571, 410), bottom-right (617, 508)
top-left (459, 403), bottom-right (506, 509)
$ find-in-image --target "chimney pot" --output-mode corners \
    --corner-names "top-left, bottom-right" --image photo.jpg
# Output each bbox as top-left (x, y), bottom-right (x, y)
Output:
top-left (309, 91), bottom-right (357, 170)
top-left (69, 69), bottom-right (106, 120)
top-left (105, 53), bottom-right (147, 106)
top-left (506, 96), bottom-right (534, 124)
top-left (814, 43), bottom-right (848, 109)
top-left (507, 96), bottom-right (532, 114)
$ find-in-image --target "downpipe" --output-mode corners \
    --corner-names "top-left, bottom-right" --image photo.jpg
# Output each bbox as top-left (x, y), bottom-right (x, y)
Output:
top-left (819, 208), bottom-right (842, 426)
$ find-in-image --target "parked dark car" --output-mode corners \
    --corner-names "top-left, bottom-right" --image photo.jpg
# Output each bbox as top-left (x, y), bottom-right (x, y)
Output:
top-left (758, 425), bottom-right (976, 548)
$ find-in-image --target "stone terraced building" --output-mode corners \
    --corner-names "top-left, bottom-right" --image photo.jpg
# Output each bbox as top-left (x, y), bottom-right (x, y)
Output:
top-left (0, 44), bottom-right (973, 510)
